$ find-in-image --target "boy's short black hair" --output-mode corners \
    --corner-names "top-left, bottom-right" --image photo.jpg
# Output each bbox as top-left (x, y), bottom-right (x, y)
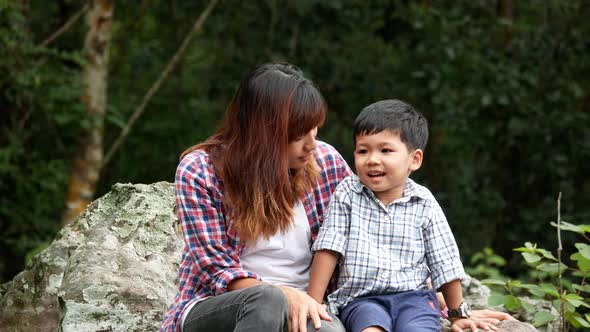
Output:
top-left (353, 99), bottom-right (428, 151)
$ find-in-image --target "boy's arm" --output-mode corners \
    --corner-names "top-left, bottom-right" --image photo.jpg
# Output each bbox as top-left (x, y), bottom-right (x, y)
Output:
top-left (307, 250), bottom-right (340, 303)
top-left (440, 280), bottom-right (501, 331)
top-left (439, 279), bottom-right (462, 313)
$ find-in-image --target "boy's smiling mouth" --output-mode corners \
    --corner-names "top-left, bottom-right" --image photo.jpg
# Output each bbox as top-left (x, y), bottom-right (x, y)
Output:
top-left (367, 171), bottom-right (385, 177)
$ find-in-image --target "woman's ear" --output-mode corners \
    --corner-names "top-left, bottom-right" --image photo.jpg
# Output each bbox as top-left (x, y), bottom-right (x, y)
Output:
top-left (409, 149), bottom-right (423, 171)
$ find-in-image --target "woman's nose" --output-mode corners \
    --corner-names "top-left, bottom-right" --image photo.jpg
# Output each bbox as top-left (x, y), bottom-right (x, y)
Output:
top-left (305, 134), bottom-right (318, 150)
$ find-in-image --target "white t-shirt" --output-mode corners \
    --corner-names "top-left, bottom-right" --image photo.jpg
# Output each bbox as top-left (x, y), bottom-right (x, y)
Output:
top-left (240, 201), bottom-right (312, 291)
top-left (181, 201), bottom-right (312, 329)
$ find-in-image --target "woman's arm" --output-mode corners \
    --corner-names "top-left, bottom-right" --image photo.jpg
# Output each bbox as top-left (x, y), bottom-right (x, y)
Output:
top-left (308, 250), bottom-right (340, 303)
top-left (176, 153), bottom-right (259, 295)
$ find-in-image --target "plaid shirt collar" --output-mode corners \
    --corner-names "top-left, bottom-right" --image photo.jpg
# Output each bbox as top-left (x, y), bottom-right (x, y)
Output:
top-left (350, 176), bottom-right (430, 203)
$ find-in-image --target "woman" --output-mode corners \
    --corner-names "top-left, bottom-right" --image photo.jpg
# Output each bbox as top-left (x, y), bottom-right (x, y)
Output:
top-left (160, 62), bottom-right (351, 332)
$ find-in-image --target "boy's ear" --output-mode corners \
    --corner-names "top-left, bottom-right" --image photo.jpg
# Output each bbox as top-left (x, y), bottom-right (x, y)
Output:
top-left (409, 149), bottom-right (423, 171)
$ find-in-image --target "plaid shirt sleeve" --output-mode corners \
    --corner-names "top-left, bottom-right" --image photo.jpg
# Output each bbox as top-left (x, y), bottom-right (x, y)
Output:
top-left (176, 152), bottom-right (259, 295)
top-left (423, 198), bottom-right (465, 290)
top-left (311, 178), bottom-right (353, 255)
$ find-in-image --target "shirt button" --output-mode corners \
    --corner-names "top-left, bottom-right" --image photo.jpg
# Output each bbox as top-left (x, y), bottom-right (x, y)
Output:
top-left (381, 272), bottom-right (389, 279)
top-left (384, 215), bottom-right (390, 221)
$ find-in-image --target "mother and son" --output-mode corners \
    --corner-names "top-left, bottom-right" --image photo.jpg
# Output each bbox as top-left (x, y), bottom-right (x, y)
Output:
top-left (160, 62), bottom-right (516, 332)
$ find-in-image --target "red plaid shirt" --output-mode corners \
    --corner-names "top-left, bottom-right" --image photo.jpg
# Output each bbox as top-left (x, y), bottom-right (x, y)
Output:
top-left (160, 141), bottom-right (351, 331)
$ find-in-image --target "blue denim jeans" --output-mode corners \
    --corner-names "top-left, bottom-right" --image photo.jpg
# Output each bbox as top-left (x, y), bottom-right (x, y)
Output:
top-left (340, 289), bottom-right (441, 332)
top-left (183, 284), bottom-right (345, 332)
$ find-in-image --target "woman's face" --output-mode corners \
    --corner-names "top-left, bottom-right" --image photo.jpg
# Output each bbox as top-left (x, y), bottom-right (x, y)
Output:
top-left (288, 127), bottom-right (318, 169)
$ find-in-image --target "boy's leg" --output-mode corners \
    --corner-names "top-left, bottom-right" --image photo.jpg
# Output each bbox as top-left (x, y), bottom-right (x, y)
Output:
top-left (391, 290), bottom-right (441, 332)
top-left (183, 284), bottom-right (288, 332)
top-left (306, 310), bottom-right (346, 332)
top-left (340, 298), bottom-right (392, 332)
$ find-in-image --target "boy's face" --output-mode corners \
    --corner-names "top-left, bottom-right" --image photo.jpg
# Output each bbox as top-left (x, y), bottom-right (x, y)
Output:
top-left (354, 130), bottom-right (422, 205)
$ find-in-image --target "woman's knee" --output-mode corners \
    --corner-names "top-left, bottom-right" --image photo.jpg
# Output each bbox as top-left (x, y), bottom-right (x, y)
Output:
top-left (255, 285), bottom-right (288, 307)
top-left (308, 311), bottom-right (346, 332)
top-left (243, 285), bottom-right (288, 317)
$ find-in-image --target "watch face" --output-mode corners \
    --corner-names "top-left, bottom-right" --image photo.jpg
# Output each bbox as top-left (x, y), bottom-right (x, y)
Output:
top-left (463, 303), bottom-right (472, 316)
top-left (449, 302), bottom-right (471, 319)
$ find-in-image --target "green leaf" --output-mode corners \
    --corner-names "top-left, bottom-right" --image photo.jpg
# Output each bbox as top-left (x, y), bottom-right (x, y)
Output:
top-left (532, 311), bottom-right (555, 327)
top-left (488, 255), bottom-right (506, 266)
top-left (551, 221), bottom-right (590, 235)
top-left (539, 284), bottom-right (560, 298)
top-left (488, 294), bottom-right (507, 307)
top-left (481, 279), bottom-right (506, 286)
top-left (504, 295), bottom-right (522, 311)
top-left (537, 262), bottom-right (568, 274)
top-left (573, 284), bottom-right (590, 294)
top-left (571, 252), bottom-right (590, 272)
top-left (536, 248), bottom-right (557, 261)
top-left (521, 284), bottom-right (546, 298)
top-left (521, 301), bottom-right (536, 313)
top-left (575, 243), bottom-right (590, 260)
top-left (571, 315), bottom-right (590, 328)
top-left (522, 252), bottom-right (541, 263)
top-left (508, 280), bottom-right (522, 287)
top-left (514, 242), bottom-right (536, 253)
top-left (564, 293), bottom-right (590, 308)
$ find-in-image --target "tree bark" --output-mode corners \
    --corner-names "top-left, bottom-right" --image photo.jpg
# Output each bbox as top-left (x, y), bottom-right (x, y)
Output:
top-left (62, 0), bottom-right (113, 225)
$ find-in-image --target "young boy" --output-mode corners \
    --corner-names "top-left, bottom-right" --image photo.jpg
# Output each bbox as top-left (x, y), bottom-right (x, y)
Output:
top-left (308, 100), bottom-right (493, 332)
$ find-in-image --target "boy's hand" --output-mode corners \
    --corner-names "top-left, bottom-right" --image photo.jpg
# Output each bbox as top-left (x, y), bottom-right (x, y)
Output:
top-left (278, 285), bottom-right (332, 332)
top-left (450, 317), bottom-right (498, 331)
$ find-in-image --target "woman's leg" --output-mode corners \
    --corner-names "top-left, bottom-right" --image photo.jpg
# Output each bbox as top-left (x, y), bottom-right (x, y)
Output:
top-left (183, 284), bottom-right (288, 332)
top-left (306, 310), bottom-right (346, 332)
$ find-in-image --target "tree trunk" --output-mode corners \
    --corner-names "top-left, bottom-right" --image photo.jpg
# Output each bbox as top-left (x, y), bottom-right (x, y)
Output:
top-left (62, 0), bottom-right (113, 225)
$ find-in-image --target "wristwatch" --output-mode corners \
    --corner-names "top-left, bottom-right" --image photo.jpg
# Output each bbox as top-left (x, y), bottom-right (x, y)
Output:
top-left (447, 302), bottom-right (472, 320)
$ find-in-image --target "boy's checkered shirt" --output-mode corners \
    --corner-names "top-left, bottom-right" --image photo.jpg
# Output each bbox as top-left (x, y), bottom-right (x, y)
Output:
top-left (312, 175), bottom-right (465, 315)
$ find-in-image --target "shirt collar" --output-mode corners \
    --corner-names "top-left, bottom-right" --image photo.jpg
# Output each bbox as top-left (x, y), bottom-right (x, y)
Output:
top-left (351, 175), bottom-right (429, 203)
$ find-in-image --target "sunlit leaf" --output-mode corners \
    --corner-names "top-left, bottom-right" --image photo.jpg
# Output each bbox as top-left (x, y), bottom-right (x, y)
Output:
top-left (532, 311), bottom-right (555, 327)
top-left (537, 262), bottom-right (568, 274)
top-left (571, 315), bottom-right (590, 328)
top-left (575, 243), bottom-right (590, 260)
top-left (539, 284), bottom-right (560, 298)
top-left (571, 252), bottom-right (590, 272)
top-left (504, 295), bottom-right (522, 311)
top-left (481, 279), bottom-right (506, 286)
top-left (522, 252), bottom-right (541, 263)
top-left (488, 294), bottom-right (507, 307)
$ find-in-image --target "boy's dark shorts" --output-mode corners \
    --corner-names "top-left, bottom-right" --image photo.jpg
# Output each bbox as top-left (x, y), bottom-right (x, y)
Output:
top-left (340, 289), bottom-right (442, 332)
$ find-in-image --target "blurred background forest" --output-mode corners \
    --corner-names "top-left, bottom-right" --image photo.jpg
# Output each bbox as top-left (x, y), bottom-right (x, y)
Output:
top-left (1, 0), bottom-right (589, 286)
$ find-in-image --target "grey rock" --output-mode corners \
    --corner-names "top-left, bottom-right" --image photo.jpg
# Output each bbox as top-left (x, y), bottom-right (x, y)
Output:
top-left (0, 182), bottom-right (182, 332)
top-left (0, 182), bottom-right (556, 332)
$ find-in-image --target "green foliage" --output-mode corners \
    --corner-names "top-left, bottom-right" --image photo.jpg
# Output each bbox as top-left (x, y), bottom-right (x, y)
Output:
top-left (465, 247), bottom-right (507, 281)
top-left (1, 1), bottom-right (589, 284)
top-left (0, 2), bottom-right (85, 281)
top-left (484, 222), bottom-right (590, 330)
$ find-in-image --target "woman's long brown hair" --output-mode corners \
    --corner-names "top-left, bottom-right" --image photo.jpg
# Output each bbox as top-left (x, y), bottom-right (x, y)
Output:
top-left (181, 63), bottom-right (326, 242)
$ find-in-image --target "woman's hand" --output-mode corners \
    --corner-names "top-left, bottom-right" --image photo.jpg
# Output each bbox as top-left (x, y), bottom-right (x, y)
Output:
top-left (450, 317), bottom-right (498, 331)
top-left (470, 309), bottom-right (517, 324)
top-left (278, 285), bottom-right (332, 332)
